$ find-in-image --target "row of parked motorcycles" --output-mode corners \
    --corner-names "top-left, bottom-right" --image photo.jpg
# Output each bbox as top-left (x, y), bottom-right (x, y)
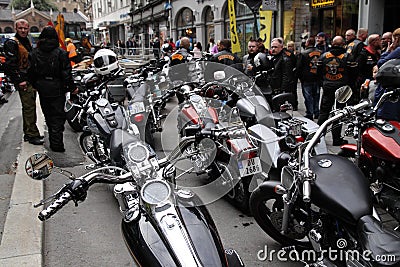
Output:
top-left (25, 54), bottom-right (400, 266)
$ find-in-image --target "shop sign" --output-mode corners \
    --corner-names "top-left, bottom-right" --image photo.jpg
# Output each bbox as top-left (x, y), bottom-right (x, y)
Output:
top-left (310, 0), bottom-right (335, 9)
top-left (262, 0), bottom-right (278, 11)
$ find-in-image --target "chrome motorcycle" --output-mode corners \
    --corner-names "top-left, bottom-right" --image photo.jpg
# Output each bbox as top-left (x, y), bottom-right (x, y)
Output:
top-left (248, 87), bottom-right (400, 266)
top-left (25, 127), bottom-right (246, 266)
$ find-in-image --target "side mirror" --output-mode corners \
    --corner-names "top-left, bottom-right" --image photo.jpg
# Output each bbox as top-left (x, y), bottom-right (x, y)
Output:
top-left (335, 85), bottom-right (353, 103)
top-left (25, 153), bottom-right (76, 180)
top-left (25, 153), bottom-right (54, 180)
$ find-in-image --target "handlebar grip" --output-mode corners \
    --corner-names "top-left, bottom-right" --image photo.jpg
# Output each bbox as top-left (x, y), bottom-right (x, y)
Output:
top-left (38, 192), bottom-right (72, 221)
top-left (352, 100), bottom-right (371, 112)
top-left (303, 180), bottom-right (311, 202)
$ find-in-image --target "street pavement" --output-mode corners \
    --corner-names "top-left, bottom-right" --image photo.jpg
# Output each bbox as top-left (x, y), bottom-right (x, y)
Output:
top-left (0, 83), bottom-right (397, 266)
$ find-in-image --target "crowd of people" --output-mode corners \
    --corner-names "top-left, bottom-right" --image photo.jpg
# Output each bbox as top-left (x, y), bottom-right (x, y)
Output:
top-left (2, 19), bottom-right (400, 152)
top-left (3, 19), bottom-right (78, 152)
top-left (169, 28), bottom-right (400, 146)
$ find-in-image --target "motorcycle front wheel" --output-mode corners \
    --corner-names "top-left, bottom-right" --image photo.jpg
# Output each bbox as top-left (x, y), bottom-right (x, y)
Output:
top-left (250, 184), bottom-right (312, 249)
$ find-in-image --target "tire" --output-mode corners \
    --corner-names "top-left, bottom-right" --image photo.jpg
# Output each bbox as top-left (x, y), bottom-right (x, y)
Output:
top-left (232, 176), bottom-right (251, 214)
top-left (249, 185), bottom-right (311, 249)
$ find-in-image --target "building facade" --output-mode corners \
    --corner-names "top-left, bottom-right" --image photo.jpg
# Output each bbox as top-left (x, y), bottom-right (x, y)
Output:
top-left (89, 0), bottom-right (399, 56)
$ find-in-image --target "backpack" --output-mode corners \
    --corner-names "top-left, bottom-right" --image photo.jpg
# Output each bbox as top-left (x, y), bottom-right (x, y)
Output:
top-left (31, 48), bottom-right (61, 80)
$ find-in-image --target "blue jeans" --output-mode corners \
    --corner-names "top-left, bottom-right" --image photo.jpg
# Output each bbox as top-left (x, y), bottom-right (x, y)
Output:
top-left (301, 81), bottom-right (320, 118)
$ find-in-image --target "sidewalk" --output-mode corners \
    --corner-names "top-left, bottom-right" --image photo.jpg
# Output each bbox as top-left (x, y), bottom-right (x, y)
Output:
top-left (0, 97), bottom-right (45, 267)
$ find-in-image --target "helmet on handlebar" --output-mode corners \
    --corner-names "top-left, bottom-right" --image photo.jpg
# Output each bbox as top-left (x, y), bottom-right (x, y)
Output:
top-left (254, 52), bottom-right (272, 72)
top-left (93, 49), bottom-right (119, 76)
top-left (376, 59), bottom-right (400, 88)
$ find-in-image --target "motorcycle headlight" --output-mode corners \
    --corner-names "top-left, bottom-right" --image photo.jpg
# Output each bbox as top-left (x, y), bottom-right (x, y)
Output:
top-left (141, 180), bottom-right (171, 205)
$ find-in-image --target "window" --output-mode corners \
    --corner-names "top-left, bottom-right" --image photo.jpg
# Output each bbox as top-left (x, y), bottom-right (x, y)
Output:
top-left (62, 7), bottom-right (67, 12)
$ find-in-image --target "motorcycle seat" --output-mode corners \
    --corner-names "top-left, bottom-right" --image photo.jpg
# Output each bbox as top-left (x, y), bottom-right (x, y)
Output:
top-left (357, 215), bottom-right (400, 266)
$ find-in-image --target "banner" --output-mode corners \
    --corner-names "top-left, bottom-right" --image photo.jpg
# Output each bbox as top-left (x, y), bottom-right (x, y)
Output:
top-left (55, 13), bottom-right (67, 50)
top-left (228, 0), bottom-right (241, 53)
top-left (259, 8), bottom-right (273, 49)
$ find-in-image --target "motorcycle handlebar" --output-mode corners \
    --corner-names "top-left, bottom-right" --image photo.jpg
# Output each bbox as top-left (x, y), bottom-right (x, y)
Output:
top-left (37, 170), bottom-right (131, 221)
top-left (199, 128), bottom-right (247, 140)
top-left (38, 191), bottom-right (72, 221)
top-left (301, 99), bottom-right (371, 202)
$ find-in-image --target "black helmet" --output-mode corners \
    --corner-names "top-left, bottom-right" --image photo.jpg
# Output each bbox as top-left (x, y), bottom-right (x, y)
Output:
top-left (376, 59), bottom-right (400, 88)
top-left (254, 52), bottom-right (272, 72)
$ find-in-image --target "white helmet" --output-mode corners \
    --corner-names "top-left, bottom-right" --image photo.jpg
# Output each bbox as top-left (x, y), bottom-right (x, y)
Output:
top-left (93, 49), bottom-right (119, 76)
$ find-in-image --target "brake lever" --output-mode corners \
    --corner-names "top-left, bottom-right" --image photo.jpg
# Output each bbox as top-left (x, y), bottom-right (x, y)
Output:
top-left (33, 185), bottom-right (67, 208)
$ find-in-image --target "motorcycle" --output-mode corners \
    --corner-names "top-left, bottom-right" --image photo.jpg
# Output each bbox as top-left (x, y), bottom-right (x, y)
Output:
top-left (339, 85), bottom-right (400, 224)
top-left (165, 62), bottom-right (266, 212)
top-left (66, 68), bottom-right (126, 132)
top-left (248, 86), bottom-right (400, 266)
top-left (0, 52), bottom-right (14, 95)
top-left (124, 64), bottom-right (170, 147)
top-left (25, 127), bottom-right (245, 266)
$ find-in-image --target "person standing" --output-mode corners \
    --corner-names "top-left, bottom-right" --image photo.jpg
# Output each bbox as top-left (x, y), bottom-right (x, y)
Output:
top-left (152, 37), bottom-right (160, 59)
top-left (381, 32), bottom-right (392, 52)
top-left (296, 36), bottom-right (322, 120)
top-left (315, 32), bottom-right (330, 53)
top-left (192, 42), bottom-right (202, 58)
top-left (345, 28), bottom-right (366, 62)
top-left (3, 19), bottom-right (44, 145)
top-left (357, 34), bottom-right (381, 89)
top-left (269, 37), bottom-right (296, 96)
top-left (206, 37), bottom-right (215, 53)
top-left (210, 39), bottom-right (241, 66)
top-left (126, 37), bottom-right (133, 55)
top-left (168, 38), bottom-right (176, 52)
top-left (28, 26), bottom-right (78, 152)
top-left (65, 38), bottom-right (78, 66)
top-left (378, 28), bottom-right (400, 66)
top-left (242, 39), bottom-right (259, 77)
top-left (317, 36), bottom-right (355, 146)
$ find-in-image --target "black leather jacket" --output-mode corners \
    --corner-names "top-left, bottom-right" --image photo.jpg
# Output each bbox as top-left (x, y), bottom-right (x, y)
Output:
top-left (170, 47), bottom-right (191, 66)
top-left (28, 39), bottom-right (75, 97)
top-left (297, 46), bottom-right (322, 83)
top-left (270, 51), bottom-right (296, 92)
top-left (318, 46), bottom-right (355, 90)
top-left (210, 49), bottom-right (241, 66)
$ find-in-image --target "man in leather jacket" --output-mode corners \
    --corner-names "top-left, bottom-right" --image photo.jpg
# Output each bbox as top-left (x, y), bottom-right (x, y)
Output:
top-left (317, 36), bottom-right (356, 146)
top-left (296, 36), bottom-right (322, 120)
top-left (269, 38), bottom-right (297, 98)
top-left (28, 26), bottom-right (78, 152)
top-left (3, 19), bottom-right (44, 145)
top-left (242, 39), bottom-right (259, 77)
top-left (170, 37), bottom-right (192, 66)
top-left (210, 39), bottom-right (241, 66)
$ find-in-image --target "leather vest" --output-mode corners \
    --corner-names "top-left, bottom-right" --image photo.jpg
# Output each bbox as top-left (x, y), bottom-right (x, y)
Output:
top-left (11, 37), bottom-right (29, 71)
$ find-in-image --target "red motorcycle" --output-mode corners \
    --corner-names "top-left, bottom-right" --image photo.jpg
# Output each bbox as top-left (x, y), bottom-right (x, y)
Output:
top-left (174, 64), bottom-right (263, 213)
top-left (339, 87), bottom-right (400, 225)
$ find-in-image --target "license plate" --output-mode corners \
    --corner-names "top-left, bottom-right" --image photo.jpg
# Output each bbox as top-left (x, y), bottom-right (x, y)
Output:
top-left (238, 157), bottom-right (261, 177)
top-left (128, 102), bottom-right (145, 114)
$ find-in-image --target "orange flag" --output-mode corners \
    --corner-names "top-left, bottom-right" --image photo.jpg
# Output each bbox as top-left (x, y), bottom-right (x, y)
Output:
top-left (55, 13), bottom-right (66, 50)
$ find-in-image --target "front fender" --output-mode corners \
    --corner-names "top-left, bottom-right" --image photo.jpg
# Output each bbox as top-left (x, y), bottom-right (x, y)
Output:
top-left (250, 180), bottom-right (282, 205)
